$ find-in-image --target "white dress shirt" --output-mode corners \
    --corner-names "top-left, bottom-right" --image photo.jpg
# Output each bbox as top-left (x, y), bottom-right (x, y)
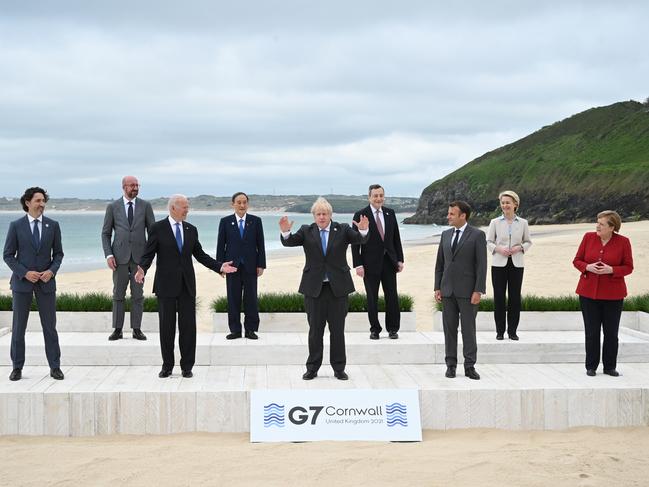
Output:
top-left (168, 216), bottom-right (184, 245)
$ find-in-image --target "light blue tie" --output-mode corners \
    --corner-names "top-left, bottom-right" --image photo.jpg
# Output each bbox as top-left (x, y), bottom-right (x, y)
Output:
top-left (175, 223), bottom-right (183, 252)
top-left (239, 218), bottom-right (245, 238)
top-left (320, 229), bottom-right (327, 255)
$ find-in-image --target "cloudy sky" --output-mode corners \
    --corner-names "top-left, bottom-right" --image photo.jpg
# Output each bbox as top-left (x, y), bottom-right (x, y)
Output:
top-left (1, 1), bottom-right (647, 199)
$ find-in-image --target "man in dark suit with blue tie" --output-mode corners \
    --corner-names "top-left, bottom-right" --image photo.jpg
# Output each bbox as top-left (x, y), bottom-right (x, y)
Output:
top-left (280, 197), bottom-right (369, 380)
top-left (135, 194), bottom-right (236, 378)
top-left (352, 184), bottom-right (405, 340)
top-left (216, 192), bottom-right (266, 340)
top-left (434, 201), bottom-right (487, 380)
top-left (3, 187), bottom-right (64, 381)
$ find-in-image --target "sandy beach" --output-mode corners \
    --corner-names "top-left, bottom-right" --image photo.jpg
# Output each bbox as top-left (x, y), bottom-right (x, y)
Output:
top-left (2, 221), bottom-right (649, 486)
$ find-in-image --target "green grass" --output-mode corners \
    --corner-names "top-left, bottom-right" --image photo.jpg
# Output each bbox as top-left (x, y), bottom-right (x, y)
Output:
top-left (211, 292), bottom-right (414, 313)
top-left (434, 293), bottom-right (649, 312)
top-left (0, 293), bottom-right (158, 312)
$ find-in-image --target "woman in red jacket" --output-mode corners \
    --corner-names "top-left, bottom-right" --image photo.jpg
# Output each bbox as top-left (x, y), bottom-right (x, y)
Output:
top-left (573, 210), bottom-right (633, 377)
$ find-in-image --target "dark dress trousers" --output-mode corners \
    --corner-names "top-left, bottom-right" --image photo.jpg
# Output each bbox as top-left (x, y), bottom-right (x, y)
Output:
top-left (3, 215), bottom-right (64, 370)
top-left (139, 218), bottom-right (221, 372)
top-left (573, 232), bottom-right (633, 371)
top-left (434, 225), bottom-right (487, 369)
top-left (352, 205), bottom-right (404, 334)
top-left (101, 197), bottom-right (155, 329)
top-left (281, 222), bottom-right (368, 373)
top-left (216, 214), bottom-right (266, 333)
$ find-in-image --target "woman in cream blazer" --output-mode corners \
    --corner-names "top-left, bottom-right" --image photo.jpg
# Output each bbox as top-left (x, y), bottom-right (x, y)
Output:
top-left (486, 191), bottom-right (532, 340)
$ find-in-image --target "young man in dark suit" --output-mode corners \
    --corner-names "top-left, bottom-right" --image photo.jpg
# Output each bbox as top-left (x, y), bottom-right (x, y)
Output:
top-left (3, 187), bottom-right (64, 381)
top-left (216, 192), bottom-right (266, 340)
top-left (280, 197), bottom-right (369, 380)
top-left (352, 184), bottom-right (405, 340)
top-left (101, 175), bottom-right (155, 341)
top-left (135, 194), bottom-right (236, 378)
top-left (434, 201), bottom-right (487, 380)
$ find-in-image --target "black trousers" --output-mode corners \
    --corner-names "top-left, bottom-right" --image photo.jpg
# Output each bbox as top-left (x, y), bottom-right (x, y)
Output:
top-left (225, 264), bottom-right (259, 333)
top-left (491, 258), bottom-right (524, 335)
top-left (579, 296), bottom-right (623, 371)
top-left (304, 283), bottom-right (348, 373)
top-left (11, 289), bottom-right (60, 369)
top-left (363, 254), bottom-right (400, 333)
top-left (157, 279), bottom-right (196, 372)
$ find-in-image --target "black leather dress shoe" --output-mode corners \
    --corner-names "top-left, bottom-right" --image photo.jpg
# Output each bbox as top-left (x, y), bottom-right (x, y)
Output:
top-left (159, 369), bottom-right (172, 378)
top-left (465, 367), bottom-right (480, 380)
top-left (603, 369), bottom-right (619, 377)
top-left (50, 368), bottom-right (64, 380)
top-left (389, 331), bottom-right (399, 339)
top-left (108, 328), bottom-right (123, 341)
top-left (586, 369), bottom-right (596, 376)
top-left (245, 330), bottom-right (258, 340)
top-left (370, 331), bottom-right (380, 340)
top-left (334, 371), bottom-right (349, 380)
top-left (132, 329), bottom-right (147, 340)
top-left (226, 332), bottom-right (242, 340)
top-left (496, 334), bottom-right (504, 340)
top-left (182, 370), bottom-right (193, 378)
top-left (302, 370), bottom-right (317, 380)
top-left (9, 369), bottom-right (22, 381)
top-left (445, 366), bottom-right (456, 378)
top-left (508, 333), bottom-right (519, 341)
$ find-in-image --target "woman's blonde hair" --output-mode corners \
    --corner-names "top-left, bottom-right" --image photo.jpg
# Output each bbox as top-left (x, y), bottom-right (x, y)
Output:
top-left (499, 190), bottom-right (520, 210)
top-left (597, 210), bottom-right (622, 232)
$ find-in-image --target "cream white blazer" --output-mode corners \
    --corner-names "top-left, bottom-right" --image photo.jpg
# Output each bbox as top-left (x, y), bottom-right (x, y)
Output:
top-left (486, 215), bottom-right (532, 267)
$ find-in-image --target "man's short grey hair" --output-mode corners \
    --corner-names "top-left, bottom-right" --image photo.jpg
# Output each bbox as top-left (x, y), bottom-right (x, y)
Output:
top-left (311, 197), bottom-right (333, 216)
top-left (168, 194), bottom-right (188, 212)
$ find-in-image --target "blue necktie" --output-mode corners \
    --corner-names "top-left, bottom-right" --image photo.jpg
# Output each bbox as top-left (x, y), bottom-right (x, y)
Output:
top-left (175, 223), bottom-right (183, 252)
top-left (33, 220), bottom-right (41, 249)
top-left (239, 218), bottom-right (245, 238)
top-left (320, 229), bottom-right (327, 255)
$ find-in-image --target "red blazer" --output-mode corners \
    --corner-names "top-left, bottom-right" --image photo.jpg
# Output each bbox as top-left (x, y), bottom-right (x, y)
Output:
top-left (573, 232), bottom-right (633, 300)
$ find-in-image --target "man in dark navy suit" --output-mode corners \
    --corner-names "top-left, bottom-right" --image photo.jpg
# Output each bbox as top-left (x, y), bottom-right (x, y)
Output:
top-left (216, 192), bottom-right (266, 340)
top-left (135, 194), bottom-right (236, 378)
top-left (352, 184), bottom-right (405, 340)
top-left (3, 187), bottom-right (64, 381)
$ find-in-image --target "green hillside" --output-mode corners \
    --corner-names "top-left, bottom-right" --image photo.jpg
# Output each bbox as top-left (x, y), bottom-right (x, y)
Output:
top-left (404, 100), bottom-right (649, 225)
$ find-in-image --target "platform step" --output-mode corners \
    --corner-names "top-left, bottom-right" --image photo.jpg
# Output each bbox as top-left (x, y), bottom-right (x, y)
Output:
top-left (2, 330), bottom-right (649, 366)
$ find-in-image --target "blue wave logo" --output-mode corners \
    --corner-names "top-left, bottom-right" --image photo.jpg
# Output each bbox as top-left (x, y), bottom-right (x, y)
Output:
top-left (385, 402), bottom-right (407, 427)
top-left (263, 403), bottom-right (285, 428)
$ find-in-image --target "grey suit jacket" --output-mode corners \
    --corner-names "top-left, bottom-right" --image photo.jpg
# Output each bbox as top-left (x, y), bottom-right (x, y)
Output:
top-left (434, 225), bottom-right (487, 299)
top-left (101, 197), bottom-right (155, 265)
top-left (3, 215), bottom-right (64, 294)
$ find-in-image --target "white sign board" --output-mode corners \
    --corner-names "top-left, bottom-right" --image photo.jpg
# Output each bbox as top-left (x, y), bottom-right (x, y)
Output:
top-left (250, 389), bottom-right (422, 442)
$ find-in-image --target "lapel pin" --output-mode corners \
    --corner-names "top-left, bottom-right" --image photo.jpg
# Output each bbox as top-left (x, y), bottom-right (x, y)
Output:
top-left (231, 221), bottom-right (235, 225)
top-left (334, 227), bottom-right (338, 231)
top-left (45, 223), bottom-right (49, 228)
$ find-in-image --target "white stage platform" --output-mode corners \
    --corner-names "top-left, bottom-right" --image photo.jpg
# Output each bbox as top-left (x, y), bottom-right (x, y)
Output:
top-left (1, 363), bottom-right (648, 435)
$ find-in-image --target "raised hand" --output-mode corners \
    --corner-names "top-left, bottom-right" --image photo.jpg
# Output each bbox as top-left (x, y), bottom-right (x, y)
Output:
top-left (352, 215), bottom-right (370, 231)
top-left (279, 216), bottom-right (293, 233)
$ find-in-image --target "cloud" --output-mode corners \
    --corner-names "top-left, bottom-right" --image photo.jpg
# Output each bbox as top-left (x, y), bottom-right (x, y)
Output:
top-left (0, 1), bottom-right (647, 198)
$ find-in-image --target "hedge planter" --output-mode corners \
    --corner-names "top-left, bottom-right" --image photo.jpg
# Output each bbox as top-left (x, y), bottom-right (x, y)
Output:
top-left (0, 311), bottom-right (159, 333)
top-left (431, 310), bottom-right (648, 332)
top-left (212, 311), bottom-right (417, 333)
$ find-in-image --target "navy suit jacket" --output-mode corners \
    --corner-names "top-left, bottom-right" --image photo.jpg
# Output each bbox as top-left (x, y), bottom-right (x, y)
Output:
top-left (139, 218), bottom-right (220, 298)
top-left (216, 213), bottom-right (266, 274)
top-left (351, 205), bottom-right (404, 274)
top-left (3, 215), bottom-right (64, 294)
top-left (281, 222), bottom-right (368, 298)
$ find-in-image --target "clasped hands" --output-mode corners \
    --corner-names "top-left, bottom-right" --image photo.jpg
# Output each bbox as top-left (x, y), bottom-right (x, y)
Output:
top-left (435, 289), bottom-right (482, 305)
top-left (496, 245), bottom-right (522, 257)
top-left (25, 270), bottom-right (54, 283)
top-left (585, 261), bottom-right (613, 275)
